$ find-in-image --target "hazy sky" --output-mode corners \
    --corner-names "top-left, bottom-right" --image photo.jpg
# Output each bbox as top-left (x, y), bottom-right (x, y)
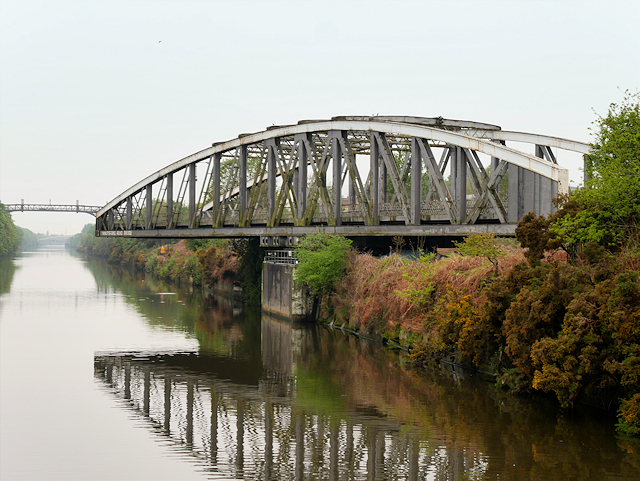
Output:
top-left (1, 0), bottom-right (638, 235)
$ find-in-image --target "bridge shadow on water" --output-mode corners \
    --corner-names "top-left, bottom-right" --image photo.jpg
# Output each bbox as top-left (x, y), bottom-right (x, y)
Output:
top-left (89, 261), bottom-right (639, 481)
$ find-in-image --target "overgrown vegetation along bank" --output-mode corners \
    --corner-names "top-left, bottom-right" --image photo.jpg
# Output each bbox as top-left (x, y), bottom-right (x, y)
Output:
top-left (76, 226), bottom-right (263, 304)
top-left (0, 203), bottom-right (23, 256)
top-left (296, 92), bottom-right (640, 436)
top-left (0, 203), bottom-right (42, 254)
top-left (324, 241), bottom-right (638, 428)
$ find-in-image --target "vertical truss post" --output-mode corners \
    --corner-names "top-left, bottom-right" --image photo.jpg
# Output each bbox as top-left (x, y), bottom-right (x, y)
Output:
top-left (266, 138), bottom-right (278, 225)
top-left (146, 184), bottom-right (152, 229)
top-left (491, 140), bottom-right (505, 197)
top-left (522, 168), bottom-right (535, 216)
top-left (239, 145), bottom-right (247, 226)
top-left (410, 138), bottom-right (421, 225)
top-left (294, 134), bottom-right (309, 223)
top-left (381, 154), bottom-right (388, 203)
top-left (508, 164), bottom-right (524, 223)
top-left (188, 163), bottom-right (196, 228)
top-left (166, 173), bottom-right (173, 228)
top-left (212, 153), bottom-right (221, 227)
top-left (535, 144), bottom-right (553, 216)
top-left (451, 146), bottom-right (457, 200)
top-left (331, 131), bottom-right (342, 226)
top-left (453, 147), bottom-right (467, 223)
top-left (108, 209), bottom-right (114, 230)
top-left (126, 197), bottom-right (132, 229)
top-left (347, 136), bottom-right (356, 205)
top-left (370, 133), bottom-right (380, 225)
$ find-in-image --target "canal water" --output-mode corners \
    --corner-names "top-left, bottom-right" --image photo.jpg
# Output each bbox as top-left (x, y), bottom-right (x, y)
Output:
top-left (0, 246), bottom-right (638, 480)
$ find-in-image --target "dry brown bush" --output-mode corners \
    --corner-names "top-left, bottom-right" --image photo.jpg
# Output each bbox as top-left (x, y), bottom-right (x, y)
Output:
top-left (331, 249), bottom-right (528, 335)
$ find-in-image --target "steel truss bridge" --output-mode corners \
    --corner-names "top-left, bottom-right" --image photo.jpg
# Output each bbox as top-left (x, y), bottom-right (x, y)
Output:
top-left (95, 116), bottom-right (589, 239)
top-left (5, 202), bottom-right (100, 216)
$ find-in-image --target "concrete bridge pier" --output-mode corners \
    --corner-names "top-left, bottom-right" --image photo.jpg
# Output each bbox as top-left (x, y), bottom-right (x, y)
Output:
top-left (261, 248), bottom-right (314, 322)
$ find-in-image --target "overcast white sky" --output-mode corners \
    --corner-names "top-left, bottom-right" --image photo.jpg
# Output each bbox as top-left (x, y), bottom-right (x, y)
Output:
top-left (1, 0), bottom-right (638, 235)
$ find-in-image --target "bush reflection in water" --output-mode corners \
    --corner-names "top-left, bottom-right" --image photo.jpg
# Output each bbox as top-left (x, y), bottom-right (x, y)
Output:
top-left (89, 259), bottom-right (639, 480)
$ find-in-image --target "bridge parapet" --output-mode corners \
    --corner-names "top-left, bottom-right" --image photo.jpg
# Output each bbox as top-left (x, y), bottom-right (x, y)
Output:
top-left (95, 117), bottom-right (587, 239)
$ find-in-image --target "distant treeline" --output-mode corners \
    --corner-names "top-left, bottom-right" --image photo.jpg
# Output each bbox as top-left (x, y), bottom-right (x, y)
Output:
top-left (0, 203), bottom-right (22, 256)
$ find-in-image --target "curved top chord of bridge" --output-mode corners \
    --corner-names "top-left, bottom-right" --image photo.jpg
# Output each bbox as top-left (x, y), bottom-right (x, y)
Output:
top-left (6, 202), bottom-right (101, 216)
top-left (95, 116), bottom-right (589, 240)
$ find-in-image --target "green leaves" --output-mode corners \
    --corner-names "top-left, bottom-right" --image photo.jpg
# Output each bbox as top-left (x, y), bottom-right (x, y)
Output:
top-left (454, 233), bottom-right (503, 271)
top-left (0, 203), bottom-right (22, 256)
top-left (552, 91), bottom-right (640, 249)
top-left (294, 233), bottom-right (352, 296)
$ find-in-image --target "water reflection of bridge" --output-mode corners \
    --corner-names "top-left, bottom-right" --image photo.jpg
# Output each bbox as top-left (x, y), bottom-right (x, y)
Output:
top-left (95, 316), bottom-right (486, 480)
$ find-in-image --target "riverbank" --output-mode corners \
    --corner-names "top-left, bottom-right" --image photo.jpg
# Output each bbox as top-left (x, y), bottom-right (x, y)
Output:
top-left (75, 224), bottom-right (640, 436)
top-left (318, 238), bottom-right (640, 436)
top-left (76, 227), bottom-right (245, 298)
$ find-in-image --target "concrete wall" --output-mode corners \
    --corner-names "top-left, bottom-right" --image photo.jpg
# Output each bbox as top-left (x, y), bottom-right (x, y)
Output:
top-left (262, 262), bottom-right (313, 321)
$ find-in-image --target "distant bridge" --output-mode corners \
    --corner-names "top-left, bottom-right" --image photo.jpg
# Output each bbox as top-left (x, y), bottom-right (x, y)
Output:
top-left (37, 235), bottom-right (71, 245)
top-left (5, 201), bottom-right (100, 216)
top-left (95, 116), bottom-right (589, 239)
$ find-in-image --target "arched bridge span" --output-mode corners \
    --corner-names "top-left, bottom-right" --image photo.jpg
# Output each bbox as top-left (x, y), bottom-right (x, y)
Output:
top-left (96, 117), bottom-right (588, 239)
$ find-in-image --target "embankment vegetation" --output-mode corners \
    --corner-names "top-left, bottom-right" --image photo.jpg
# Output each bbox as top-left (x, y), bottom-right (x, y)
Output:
top-left (0, 203), bottom-right (23, 256)
top-left (75, 226), bottom-right (265, 304)
top-left (296, 92), bottom-right (640, 435)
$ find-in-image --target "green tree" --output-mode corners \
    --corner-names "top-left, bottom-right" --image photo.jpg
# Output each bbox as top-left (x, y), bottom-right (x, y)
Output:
top-left (0, 203), bottom-right (22, 256)
top-left (231, 237), bottom-right (264, 306)
top-left (552, 91), bottom-right (640, 248)
top-left (454, 233), bottom-right (503, 272)
top-left (294, 233), bottom-right (352, 296)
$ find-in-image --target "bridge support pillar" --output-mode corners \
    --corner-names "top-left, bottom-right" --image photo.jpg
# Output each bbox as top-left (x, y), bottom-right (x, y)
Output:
top-left (262, 253), bottom-right (313, 322)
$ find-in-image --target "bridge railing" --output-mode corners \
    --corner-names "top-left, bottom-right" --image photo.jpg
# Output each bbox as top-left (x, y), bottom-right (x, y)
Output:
top-left (96, 117), bottom-right (586, 238)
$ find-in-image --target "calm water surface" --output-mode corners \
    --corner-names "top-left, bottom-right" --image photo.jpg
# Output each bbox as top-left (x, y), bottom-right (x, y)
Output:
top-left (1, 247), bottom-right (638, 480)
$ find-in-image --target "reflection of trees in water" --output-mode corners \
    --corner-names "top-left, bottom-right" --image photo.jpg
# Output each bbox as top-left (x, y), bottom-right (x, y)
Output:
top-left (89, 260), bottom-right (639, 479)
top-left (83, 257), bottom-right (263, 361)
top-left (294, 326), bottom-right (639, 480)
top-left (0, 256), bottom-right (17, 297)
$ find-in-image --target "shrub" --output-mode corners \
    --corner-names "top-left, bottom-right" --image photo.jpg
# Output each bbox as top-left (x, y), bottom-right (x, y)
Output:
top-left (294, 234), bottom-right (352, 297)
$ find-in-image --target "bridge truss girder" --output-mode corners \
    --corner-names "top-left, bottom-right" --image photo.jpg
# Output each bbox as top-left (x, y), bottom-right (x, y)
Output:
top-left (96, 118), bottom-right (585, 238)
top-left (5, 203), bottom-right (100, 216)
